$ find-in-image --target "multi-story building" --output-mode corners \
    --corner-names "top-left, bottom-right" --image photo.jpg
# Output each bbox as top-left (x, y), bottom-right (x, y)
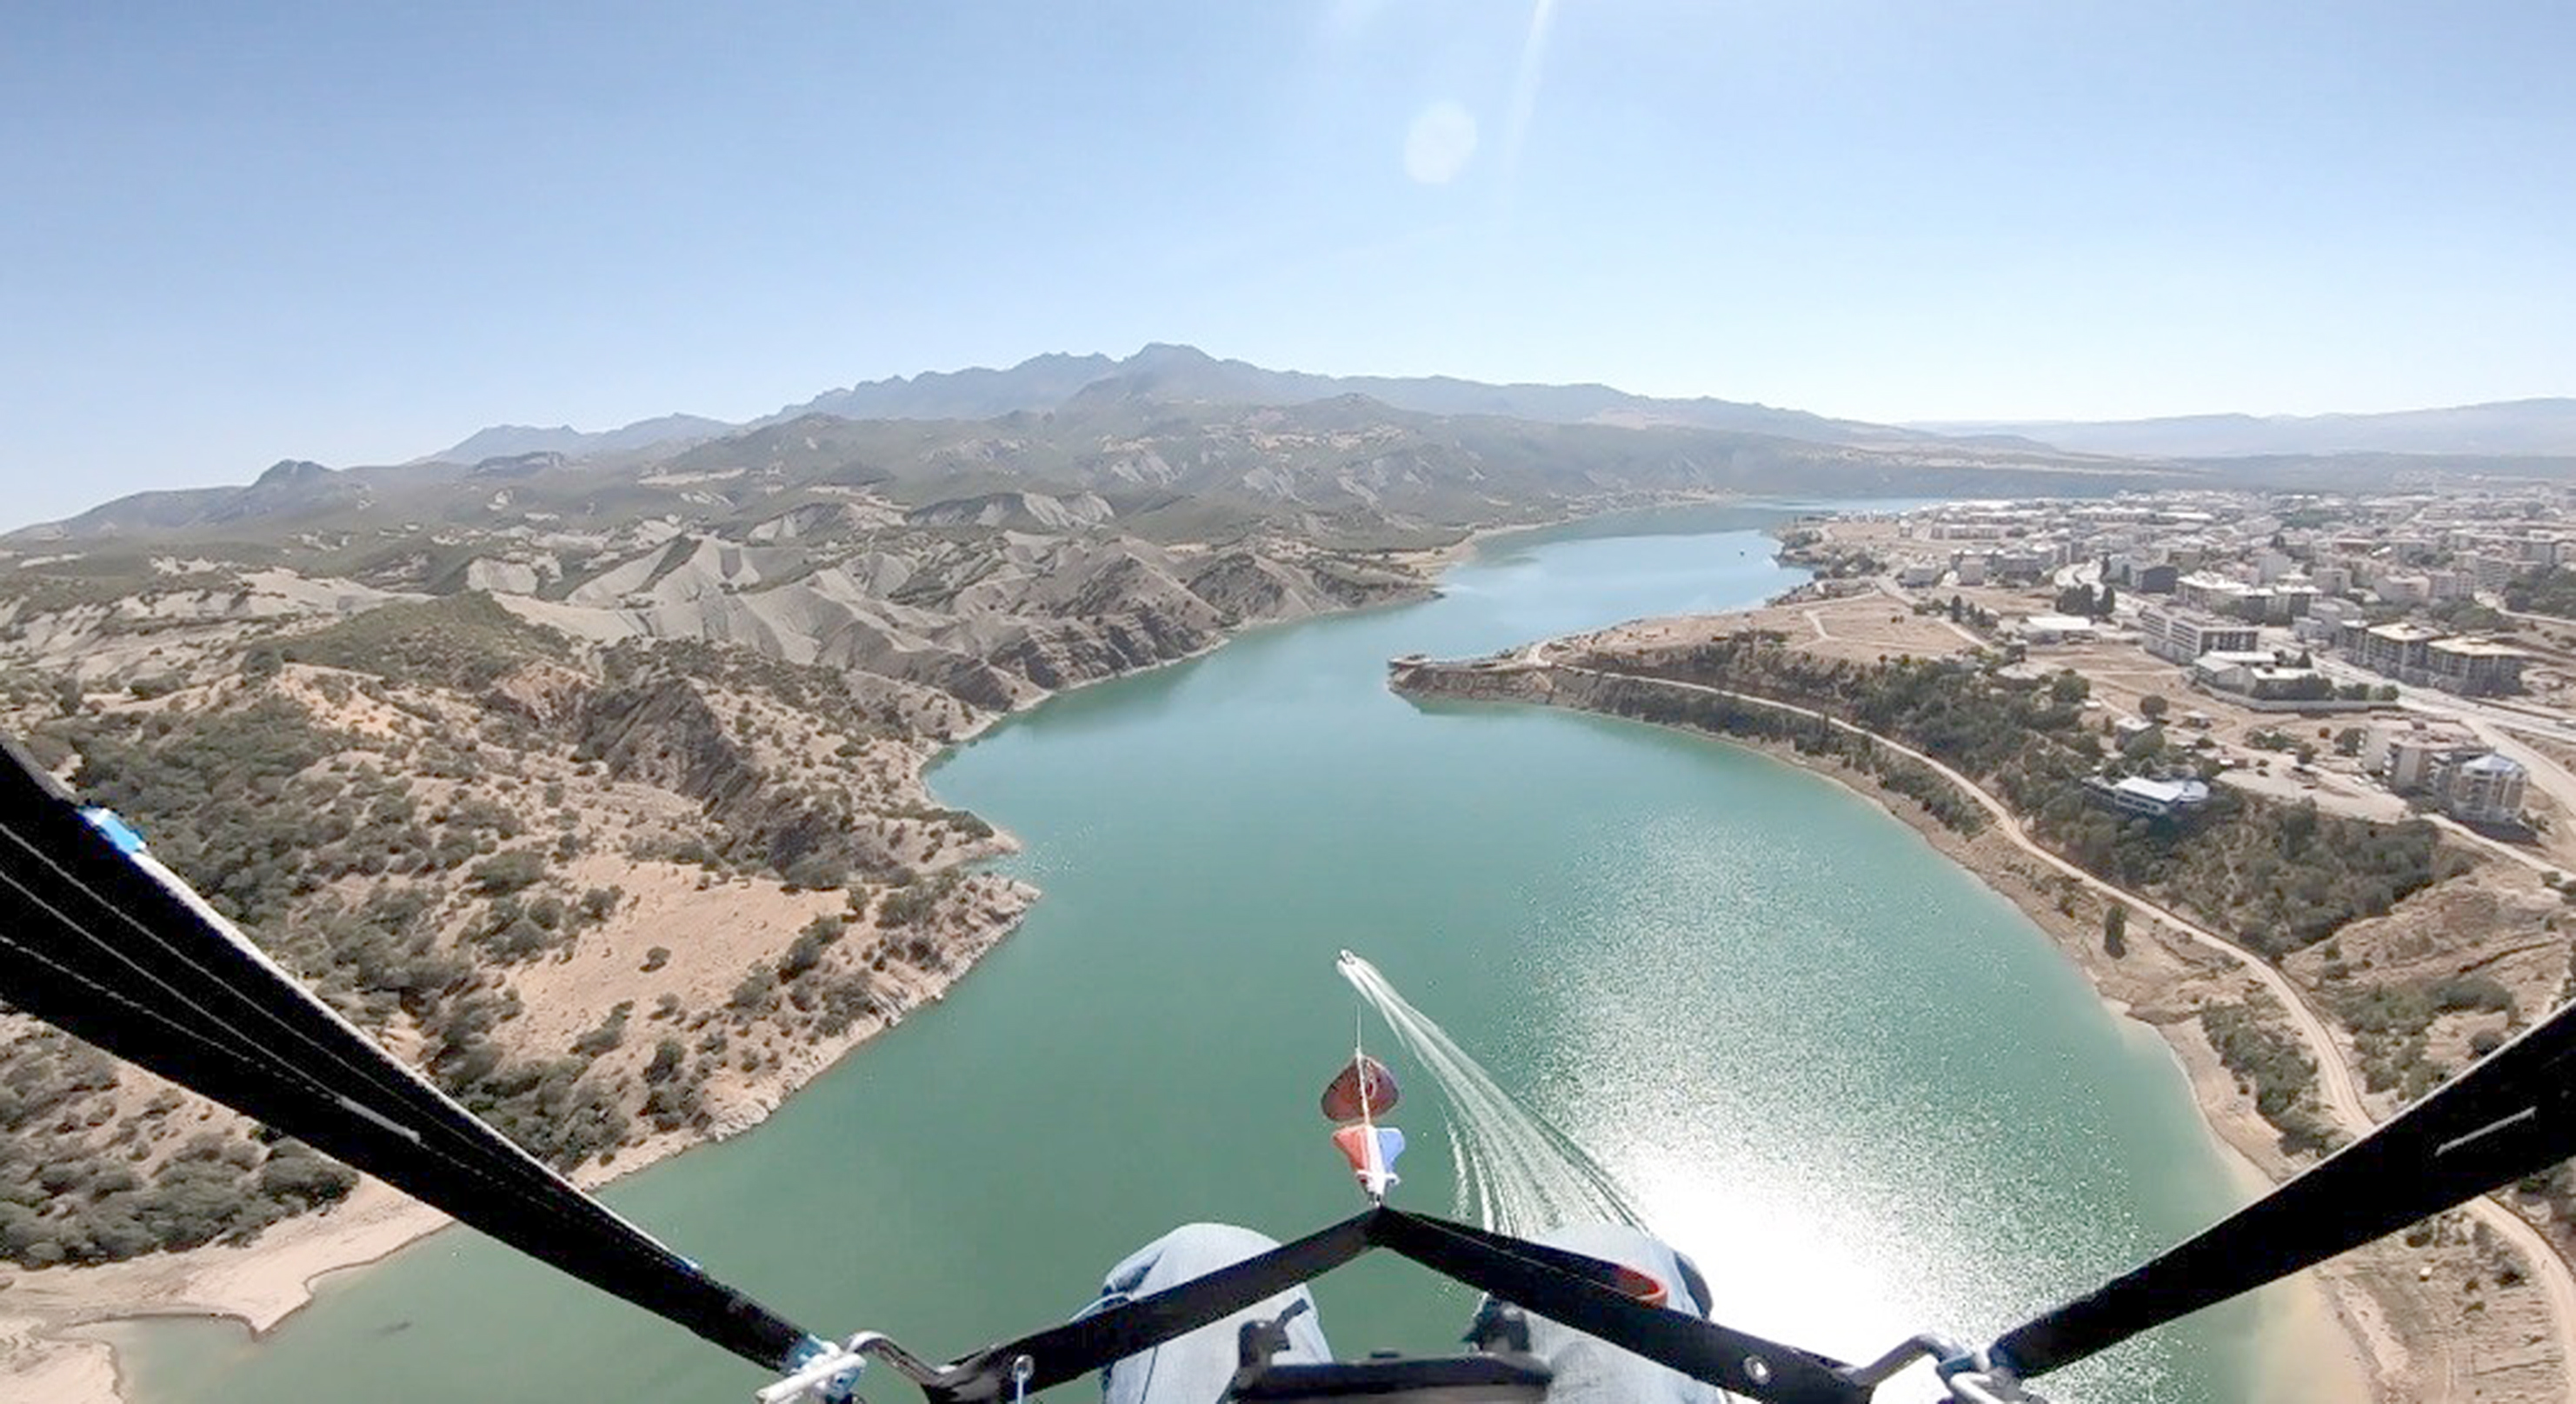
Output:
top-left (2376, 573), bottom-right (2432, 605)
top-left (2107, 556), bottom-right (2178, 594)
top-left (2340, 621), bottom-right (2443, 676)
top-left (2138, 604), bottom-right (2260, 664)
top-left (2339, 622), bottom-right (2528, 696)
top-left (2441, 753), bottom-right (2528, 824)
top-left (1993, 549), bottom-right (2052, 581)
top-left (2379, 729), bottom-right (2473, 791)
top-left (2463, 553), bottom-right (2526, 591)
top-left (2423, 637), bottom-right (2529, 696)
top-left (2175, 571), bottom-right (2253, 615)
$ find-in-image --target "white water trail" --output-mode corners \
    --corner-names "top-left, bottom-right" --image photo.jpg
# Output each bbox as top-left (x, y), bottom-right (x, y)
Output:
top-left (1336, 950), bottom-right (1648, 1238)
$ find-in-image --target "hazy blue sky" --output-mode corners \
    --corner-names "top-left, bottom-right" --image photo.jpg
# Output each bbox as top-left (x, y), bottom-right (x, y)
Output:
top-left (4, 2), bottom-right (2571, 522)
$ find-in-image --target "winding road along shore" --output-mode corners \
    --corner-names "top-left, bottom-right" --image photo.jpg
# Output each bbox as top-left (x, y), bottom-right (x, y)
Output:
top-left (1403, 647), bottom-right (2576, 1403)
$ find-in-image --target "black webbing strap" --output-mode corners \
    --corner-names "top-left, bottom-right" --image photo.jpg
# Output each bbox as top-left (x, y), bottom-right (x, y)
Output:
top-left (924, 1208), bottom-right (1866, 1404)
top-left (0, 736), bottom-right (819, 1373)
top-left (923, 1212), bottom-right (1382, 1401)
top-left (1995, 991), bottom-right (2576, 1379)
top-left (1373, 1212), bottom-right (1860, 1404)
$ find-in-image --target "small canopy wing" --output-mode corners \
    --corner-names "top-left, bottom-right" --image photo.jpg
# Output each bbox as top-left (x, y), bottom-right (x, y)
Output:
top-left (1321, 1053), bottom-right (1400, 1122)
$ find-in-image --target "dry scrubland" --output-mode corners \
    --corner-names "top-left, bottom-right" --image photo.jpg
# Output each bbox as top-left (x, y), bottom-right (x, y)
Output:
top-left (0, 463), bottom-right (1452, 1395)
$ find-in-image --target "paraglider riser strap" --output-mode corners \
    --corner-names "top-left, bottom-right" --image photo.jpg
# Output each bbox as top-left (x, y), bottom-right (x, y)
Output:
top-left (907, 1208), bottom-right (1862, 1403)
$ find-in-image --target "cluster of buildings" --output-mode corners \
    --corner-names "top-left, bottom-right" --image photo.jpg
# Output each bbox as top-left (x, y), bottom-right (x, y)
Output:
top-left (1894, 492), bottom-right (2546, 699)
top-left (2329, 620), bottom-right (2527, 696)
top-left (2370, 720), bottom-right (2532, 826)
top-left (1884, 492), bottom-right (2572, 831)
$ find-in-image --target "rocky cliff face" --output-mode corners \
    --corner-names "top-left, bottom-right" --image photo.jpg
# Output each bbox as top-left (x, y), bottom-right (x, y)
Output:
top-left (1387, 656), bottom-right (1562, 705)
top-left (577, 675), bottom-right (762, 808)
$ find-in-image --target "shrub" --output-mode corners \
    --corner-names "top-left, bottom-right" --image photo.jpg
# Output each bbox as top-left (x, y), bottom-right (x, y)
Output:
top-left (469, 849), bottom-right (547, 896)
top-left (729, 968), bottom-right (778, 1011)
top-left (783, 853), bottom-right (847, 891)
top-left (2202, 1000), bottom-right (2331, 1155)
top-left (580, 886), bottom-right (624, 923)
top-left (877, 881), bottom-right (946, 928)
top-left (643, 1038), bottom-right (687, 1084)
top-left (570, 1003), bottom-right (632, 1058)
top-left (257, 1148), bottom-right (357, 1208)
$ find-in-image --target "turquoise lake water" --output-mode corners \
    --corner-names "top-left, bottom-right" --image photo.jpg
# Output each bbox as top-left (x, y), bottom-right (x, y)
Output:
top-left (122, 504), bottom-right (2278, 1403)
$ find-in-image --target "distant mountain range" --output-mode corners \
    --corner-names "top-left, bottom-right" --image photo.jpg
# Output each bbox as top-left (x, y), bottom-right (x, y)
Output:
top-left (13, 384), bottom-right (2167, 549)
top-left (418, 343), bottom-right (1939, 467)
top-left (764, 342), bottom-right (1929, 447)
top-left (1920, 399), bottom-right (2576, 459)
top-left (12, 345), bottom-right (2572, 545)
top-left (420, 414), bottom-right (736, 465)
top-left (416, 346), bottom-right (2573, 470)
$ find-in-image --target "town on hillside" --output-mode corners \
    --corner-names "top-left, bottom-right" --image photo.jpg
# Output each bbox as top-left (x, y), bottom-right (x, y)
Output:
top-left (1787, 489), bottom-right (2576, 862)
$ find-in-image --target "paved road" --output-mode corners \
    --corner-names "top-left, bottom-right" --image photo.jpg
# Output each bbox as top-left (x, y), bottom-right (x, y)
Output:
top-left (2315, 655), bottom-right (2576, 749)
top-left (1550, 662), bottom-right (2576, 1400)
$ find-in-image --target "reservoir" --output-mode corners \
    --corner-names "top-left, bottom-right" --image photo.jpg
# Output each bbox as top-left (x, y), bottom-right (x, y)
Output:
top-left (123, 505), bottom-right (2281, 1403)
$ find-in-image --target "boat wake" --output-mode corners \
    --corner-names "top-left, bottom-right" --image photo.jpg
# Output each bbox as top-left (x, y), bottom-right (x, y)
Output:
top-left (1336, 949), bottom-right (1647, 1237)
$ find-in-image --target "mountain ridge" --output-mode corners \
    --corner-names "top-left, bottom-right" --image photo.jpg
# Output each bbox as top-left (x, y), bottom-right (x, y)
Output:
top-left (416, 345), bottom-right (2572, 473)
top-left (1920, 398), bottom-right (2576, 459)
top-left (18, 349), bottom-right (2576, 544)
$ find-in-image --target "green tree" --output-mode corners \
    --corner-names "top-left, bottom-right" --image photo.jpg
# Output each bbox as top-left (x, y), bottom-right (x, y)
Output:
top-left (2103, 902), bottom-right (2129, 957)
top-left (2139, 694), bottom-right (2169, 722)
